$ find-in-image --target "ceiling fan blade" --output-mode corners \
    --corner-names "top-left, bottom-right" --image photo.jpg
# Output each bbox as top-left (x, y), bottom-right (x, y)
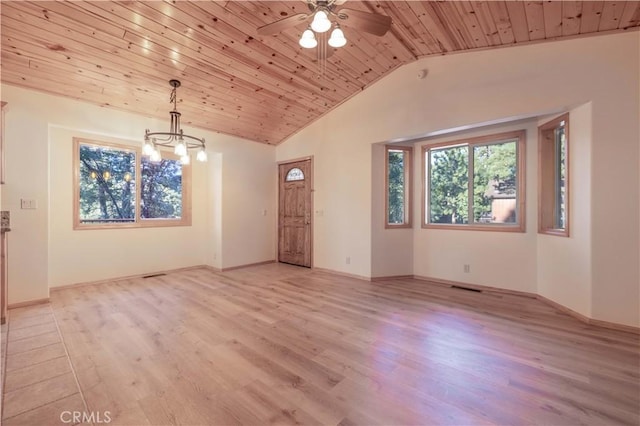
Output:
top-left (337, 8), bottom-right (392, 36)
top-left (257, 13), bottom-right (310, 36)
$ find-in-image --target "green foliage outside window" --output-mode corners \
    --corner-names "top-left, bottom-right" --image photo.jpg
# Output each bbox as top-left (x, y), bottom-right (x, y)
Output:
top-left (78, 141), bottom-right (185, 226)
top-left (79, 145), bottom-right (136, 223)
top-left (429, 145), bottom-right (469, 224)
top-left (473, 142), bottom-right (517, 223)
top-left (141, 157), bottom-right (182, 219)
top-left (387, 150), bottom-right (406, 224)
top-left (428, 137), bottom-right (520, 226)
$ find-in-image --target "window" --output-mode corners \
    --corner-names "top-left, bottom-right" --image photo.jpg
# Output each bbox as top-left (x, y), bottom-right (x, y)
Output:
top-left (285, 167), bottom-right (304, 181)
top-left (423, 130), bottom-right (526, 232)
top-left (385, 146), bottom-right (412, 228)
top-left (538, 114), bottom-right (569, 237)
top-left (73, 138), bottom-right (191, 229)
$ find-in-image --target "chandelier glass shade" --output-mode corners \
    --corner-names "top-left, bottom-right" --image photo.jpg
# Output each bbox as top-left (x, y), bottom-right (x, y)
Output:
top-left (144, 79), bottom-right (208, 164)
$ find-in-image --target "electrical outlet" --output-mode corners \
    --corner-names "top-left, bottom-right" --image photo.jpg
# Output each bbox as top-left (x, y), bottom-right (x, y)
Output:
top-left (464, 264), bottom-right (470, 273)
top-left (261, 209), bottom-right (267, 216)
top-left (346, 256), bottom-right (351, 265)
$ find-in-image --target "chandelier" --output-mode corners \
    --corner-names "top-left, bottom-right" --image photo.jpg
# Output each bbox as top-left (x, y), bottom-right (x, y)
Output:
top-left (143, 79), bottom-right (208, 164)
top-left (299, 9), bottom-right (347, 49)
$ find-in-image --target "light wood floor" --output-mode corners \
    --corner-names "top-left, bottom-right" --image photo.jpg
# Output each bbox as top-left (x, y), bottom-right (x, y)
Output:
top-left (2, 263), bottom-right (639, 425)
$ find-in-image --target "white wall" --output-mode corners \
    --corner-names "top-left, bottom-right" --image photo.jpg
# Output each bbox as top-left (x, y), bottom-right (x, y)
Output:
top-left (277, 32), bottom-right (640, 327)
top-left (219, 141), bottom-right (277, 269)
top-left (48, 127), bottom-right (209, 287)
top-left (277, 120), bottom-right (372, 277)
top-left (1, 85), bottom-right (276, 303)
top-left (371, 143), bottom-right (413, 278)
top-left (537, 104), bottom-right (592, 316)
top-left (414, 120), bottom-right (538, 294)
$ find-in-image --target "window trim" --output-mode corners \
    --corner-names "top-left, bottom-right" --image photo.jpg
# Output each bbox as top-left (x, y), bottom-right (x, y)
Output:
top-left (538, 114), bottom-right (569, 237)
top-left (73, 137), bottom-right (192, 230)
top-left (421, 130), bottom-right (526, 232)
top-left (385, 145), bottom-right (413, 229)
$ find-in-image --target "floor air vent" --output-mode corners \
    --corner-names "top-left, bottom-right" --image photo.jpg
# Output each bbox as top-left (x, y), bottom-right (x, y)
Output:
top-left (142, 273), bottom-right (167, 279)
top-left (451, 285), bottom-right (482, 293)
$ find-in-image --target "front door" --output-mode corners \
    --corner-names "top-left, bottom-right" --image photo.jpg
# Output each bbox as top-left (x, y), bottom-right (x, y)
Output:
top-left (278, 159), bottom-right (312, 267)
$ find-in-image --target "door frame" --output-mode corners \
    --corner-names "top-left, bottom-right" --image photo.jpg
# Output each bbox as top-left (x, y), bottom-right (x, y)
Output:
top-left (277, 156), bottom-right (313, 268)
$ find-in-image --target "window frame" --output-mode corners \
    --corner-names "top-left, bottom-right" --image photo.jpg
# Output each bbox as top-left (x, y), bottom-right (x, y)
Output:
top-left (385, 145), bottom-right (413, 229)
top-left (538, 114), bottom-right (569, 237)
top-left (421, 130), bottom-right (526, 232)
top-left (73, 137), bottom-right (192, 230)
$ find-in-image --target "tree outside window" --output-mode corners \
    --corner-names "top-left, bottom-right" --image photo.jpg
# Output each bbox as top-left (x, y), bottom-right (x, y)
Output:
top-left (423, 130), bottom-right (525, 232)
top-left (385, 146), bottom-right (412, 228)
top-left (74, 138), bottom-right (191, 229)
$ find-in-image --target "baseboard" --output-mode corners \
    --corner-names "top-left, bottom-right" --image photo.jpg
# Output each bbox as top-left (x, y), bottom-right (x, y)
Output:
top-left (313, 267), bottom-right (371, 282)
top-left (414, 275), bottom-right (639, 334)
top-left (50, 265), bottom-right (209, 292)
top-left (370, 275), bottom-right (414, 282)
top-left (220, 260), bottom-right (276, 272)
top-left (8, 298), bottom-right (50, 310)
top-left (536, 294), bottom-right (640, 335)
top-left (413, 275), bottom-right (538, 299)
top-left (48, 261), bottom-right (277, 292)
top-left (588, 317), bottom-right (640, 334)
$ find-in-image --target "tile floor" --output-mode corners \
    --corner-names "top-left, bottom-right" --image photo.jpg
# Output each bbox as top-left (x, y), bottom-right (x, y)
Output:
top-left (1, 303), bottom-right (87, 425)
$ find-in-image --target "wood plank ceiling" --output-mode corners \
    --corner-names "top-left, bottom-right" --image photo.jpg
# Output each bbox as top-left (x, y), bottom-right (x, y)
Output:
top-left (2, 1), bottom-right (639, 145)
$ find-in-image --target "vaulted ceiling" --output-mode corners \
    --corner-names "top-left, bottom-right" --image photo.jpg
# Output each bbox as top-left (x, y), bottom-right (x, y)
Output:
top-left (2, 1), bottom-right (639, 145)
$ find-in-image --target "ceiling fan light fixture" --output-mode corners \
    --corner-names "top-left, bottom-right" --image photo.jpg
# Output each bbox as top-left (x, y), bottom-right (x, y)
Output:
top-left (328, 25), bottom-right (347, 48)
top-left (299, 28), bottom-right (318, 48)
top-left (311, 10), bottom-right (332, 33)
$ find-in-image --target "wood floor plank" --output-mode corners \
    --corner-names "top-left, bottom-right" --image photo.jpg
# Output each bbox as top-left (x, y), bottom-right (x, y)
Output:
top-left (3, 263), bottom-right (636, 425)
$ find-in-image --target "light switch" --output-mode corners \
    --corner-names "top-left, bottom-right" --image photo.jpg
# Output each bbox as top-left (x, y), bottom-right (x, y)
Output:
top-left (20, 199), bottom-right (37, 209)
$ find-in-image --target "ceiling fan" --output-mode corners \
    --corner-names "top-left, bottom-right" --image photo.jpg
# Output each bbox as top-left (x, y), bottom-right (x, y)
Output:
top-left (257, 0), bottom-right (392, 48)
